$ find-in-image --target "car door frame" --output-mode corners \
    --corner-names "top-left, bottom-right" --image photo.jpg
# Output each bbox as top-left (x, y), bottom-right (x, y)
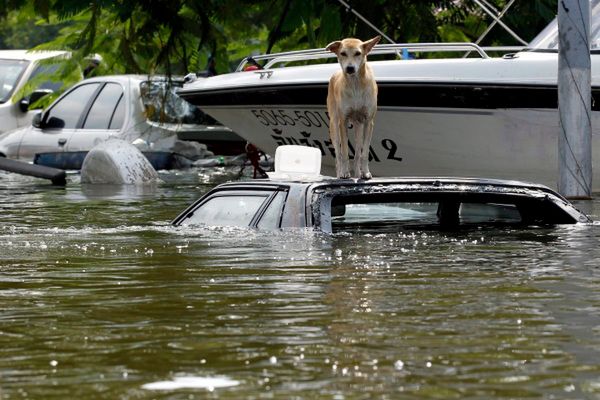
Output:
top-left (172, 186), bottom-right (290, 228)
top-left (65, 80), bottom-right (128, 153)
top-left (17, 82), bottom-right (103, 159)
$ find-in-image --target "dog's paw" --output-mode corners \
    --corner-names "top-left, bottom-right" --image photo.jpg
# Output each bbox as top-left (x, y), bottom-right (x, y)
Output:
top-left (337, 167), bottom-right (351, 179)
top-left (361, 172), bottom-right (372, 180)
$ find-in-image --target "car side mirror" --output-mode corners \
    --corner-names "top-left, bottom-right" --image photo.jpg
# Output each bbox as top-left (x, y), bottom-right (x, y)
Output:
top-left (19, 89), bottom-right (54, 113)
top-left (32, 112), bottom-right (44, 129)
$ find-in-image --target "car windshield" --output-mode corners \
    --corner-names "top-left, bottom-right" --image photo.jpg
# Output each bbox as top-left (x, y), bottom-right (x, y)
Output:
top-left (140, 80), bottom-right (218, 125)
top-left (528, 0), bottom-right (600, 50)
top-left (0, 59), bottom-right (29, 103)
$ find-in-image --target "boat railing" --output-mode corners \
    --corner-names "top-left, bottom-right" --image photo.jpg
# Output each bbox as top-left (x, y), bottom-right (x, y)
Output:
top-left (235, 42), bottom-right (519, 71)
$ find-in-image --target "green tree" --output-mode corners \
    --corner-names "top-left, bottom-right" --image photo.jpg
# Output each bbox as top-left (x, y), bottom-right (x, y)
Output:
top-left (0, 0), bottom-right (559, 82)
top-left (0, 9), bottom-right (67, 49)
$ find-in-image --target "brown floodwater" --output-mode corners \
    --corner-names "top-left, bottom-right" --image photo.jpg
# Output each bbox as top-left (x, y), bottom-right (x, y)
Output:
top-left (1, 168), bottom-right (600, 399)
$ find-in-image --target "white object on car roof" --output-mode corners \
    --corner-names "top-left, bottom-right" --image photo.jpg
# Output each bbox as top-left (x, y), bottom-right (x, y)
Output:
top-left (267, 145), bottom-right (323, 180)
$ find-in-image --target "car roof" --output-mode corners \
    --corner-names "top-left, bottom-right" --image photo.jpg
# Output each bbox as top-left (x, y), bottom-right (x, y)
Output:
top-left (216, 176), bottom-right (590, 223)
top-left (215, 176), bottom-right (564, 196)
top-left (308, 177), bottom-right (570, 199)
top-left (0, 50), bottom-right (68, 62)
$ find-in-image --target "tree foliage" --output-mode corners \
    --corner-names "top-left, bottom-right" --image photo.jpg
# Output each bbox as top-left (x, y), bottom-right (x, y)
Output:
top-left (0, 0), bottom-right (558, 90)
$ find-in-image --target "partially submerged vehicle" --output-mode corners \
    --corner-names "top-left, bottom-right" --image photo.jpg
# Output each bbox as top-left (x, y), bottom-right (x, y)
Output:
top-left (0, 75), bottom-right (245, 169)
top-left (172, 147), bottom-right (591, 232)
top-left (0, 50), bottom-right (68, 134)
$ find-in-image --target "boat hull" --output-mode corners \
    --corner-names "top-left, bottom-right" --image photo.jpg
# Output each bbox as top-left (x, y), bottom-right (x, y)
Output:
top-left (200, 103), bottom-right (600, 191)
top-left (178, 51), bottom-right (600, 191)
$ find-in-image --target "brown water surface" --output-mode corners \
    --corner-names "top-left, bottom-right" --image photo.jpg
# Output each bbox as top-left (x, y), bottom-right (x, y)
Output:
top-left (1, 169), bottom-right (600, 399)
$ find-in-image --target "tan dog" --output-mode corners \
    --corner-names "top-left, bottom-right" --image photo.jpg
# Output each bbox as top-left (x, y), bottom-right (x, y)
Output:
top-left (326, 36), bottom-right (380, 179)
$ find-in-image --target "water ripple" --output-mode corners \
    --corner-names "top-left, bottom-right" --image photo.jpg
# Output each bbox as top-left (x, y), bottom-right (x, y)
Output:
top-left (2, 173), bottom-right (600, 398)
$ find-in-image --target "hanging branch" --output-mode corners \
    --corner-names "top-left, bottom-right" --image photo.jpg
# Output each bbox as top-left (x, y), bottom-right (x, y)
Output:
top-left (266, 0), bottom-right (292, 54)
top-left (119, 18), bottom-right (143, 73)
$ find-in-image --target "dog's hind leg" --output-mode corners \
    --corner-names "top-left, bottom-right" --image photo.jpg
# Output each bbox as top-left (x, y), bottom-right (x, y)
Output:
top-left (359, 120), bottom-right (374, 179)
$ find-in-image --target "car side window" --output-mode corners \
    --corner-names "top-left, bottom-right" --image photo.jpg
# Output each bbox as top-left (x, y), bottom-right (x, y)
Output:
top-left (332, 202), bottom-right (440, 231)
top-left (44, 83), bottom-right (100, 129)
top-left (109, 94), bottom-right (125, 129)
top-left (29, 63), bottom-right (62, 92)
top-left (83, 83), bottom-right (124, 129)
top-left (329, 197), bottom-right (525, 233)
top-left (183, 195), bottom-right (269, 227)
top-left (257, 191), bottom-right (286, 230)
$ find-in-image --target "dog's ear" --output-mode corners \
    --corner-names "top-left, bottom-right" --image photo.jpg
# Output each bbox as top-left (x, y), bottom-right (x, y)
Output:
top-left (362, 36), bottom-right (381, 54)
top-left (326, 41), bottom-right (342, 54)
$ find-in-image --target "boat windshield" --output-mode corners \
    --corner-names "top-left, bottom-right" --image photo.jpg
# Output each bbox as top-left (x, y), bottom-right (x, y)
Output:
top-left (140, 80), bottom-right (218, 125)
top-left (528, 0), bottom-right (600, 51)
top-left (0, 59), bottom-right (29, 104)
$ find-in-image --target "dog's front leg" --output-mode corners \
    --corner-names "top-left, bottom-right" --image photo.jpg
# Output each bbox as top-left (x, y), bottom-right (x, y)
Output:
top-left (359, 120), bottom-right (374, 179)
top-left (336, 120), bottom-right (351, 178)
top-left (353, 121), bottom-right (365, 178)
top-left (337, 121), bottom-right (351, 178)
top-left (329, 116), bottom-right (350, 178)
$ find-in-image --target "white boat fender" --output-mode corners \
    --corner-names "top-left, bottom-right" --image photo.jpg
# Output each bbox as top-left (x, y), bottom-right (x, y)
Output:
top-left (80, 139), bottom-right (162, 184)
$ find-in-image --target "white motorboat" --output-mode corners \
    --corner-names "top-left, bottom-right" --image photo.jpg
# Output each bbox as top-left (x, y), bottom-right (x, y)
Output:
top-left (179, 3), bottom-right (600, 190)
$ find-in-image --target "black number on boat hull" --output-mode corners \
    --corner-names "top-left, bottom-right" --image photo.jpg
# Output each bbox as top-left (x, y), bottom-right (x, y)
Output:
top-left (382, 139), bottom-right (403, 161)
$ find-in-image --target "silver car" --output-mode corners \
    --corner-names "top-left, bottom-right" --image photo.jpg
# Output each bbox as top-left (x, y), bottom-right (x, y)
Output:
top-left (0, 50), bottom-right (69, 134)
top-left (0, 74), bottom-right (243, 165)
top-left (172, 177), bottom-right (592, 232)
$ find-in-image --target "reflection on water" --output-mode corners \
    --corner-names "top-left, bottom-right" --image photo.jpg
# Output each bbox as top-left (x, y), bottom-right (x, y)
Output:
top-left (142, 375), bottom-right (241, 391)
top-left (2, 168), bottom-right (600, 398)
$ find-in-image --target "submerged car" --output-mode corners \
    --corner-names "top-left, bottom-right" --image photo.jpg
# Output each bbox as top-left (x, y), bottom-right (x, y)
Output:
top-left (0, 74), bottom-right (245, 168)
top-left (172, 176), bottom-right (591, 233)
top-left (173, 146), bottom-right (591, 232)
top-left (0, 50), bottom-right (68, 134)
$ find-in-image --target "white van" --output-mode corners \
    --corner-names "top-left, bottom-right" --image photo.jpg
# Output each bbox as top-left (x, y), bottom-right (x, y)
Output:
top-left (0, 50), bottom-right (69, 134)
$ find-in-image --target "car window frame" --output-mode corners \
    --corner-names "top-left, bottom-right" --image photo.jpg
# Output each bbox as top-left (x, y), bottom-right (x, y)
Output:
top-left (0, 59), bottom-right (30, 103)
top-left (255, 189), bottom-right (288, 229)
top-left (81, 82), bottom-right (126, 131)
top-left (41, 81), bottom-right (127, 131)
top-left (108, 93), bottom-right (125, 130)
top-left (41, 82), bottom-right (103, 130)
top-left (313, 188), bottom-right (581, 233)
top-left (173, 187), bottom-right (289, 228)
top-left (28, 62), bottom-right (63, 93)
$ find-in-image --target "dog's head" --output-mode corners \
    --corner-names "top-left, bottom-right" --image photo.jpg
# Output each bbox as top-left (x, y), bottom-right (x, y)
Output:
top-left (326, 36), bottom-right (381, 75)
